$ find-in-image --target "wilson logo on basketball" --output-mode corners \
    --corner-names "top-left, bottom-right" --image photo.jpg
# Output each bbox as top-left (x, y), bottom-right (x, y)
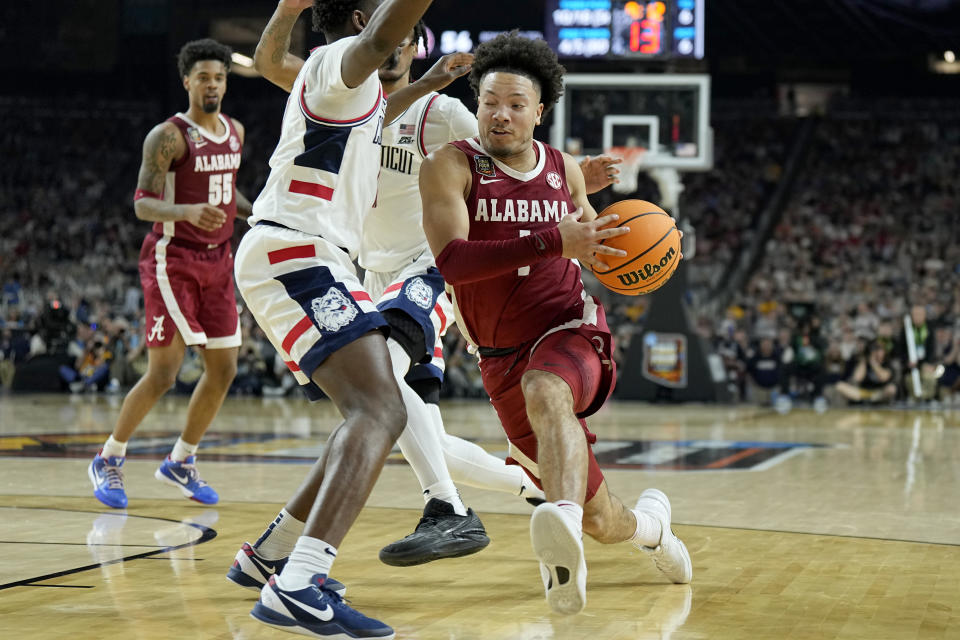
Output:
top-left (616, 245), bottom-right (677, 286)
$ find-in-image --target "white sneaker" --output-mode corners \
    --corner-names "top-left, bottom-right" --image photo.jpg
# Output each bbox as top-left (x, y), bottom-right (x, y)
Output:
top-left (530, 503), bottom-right (587, 615)
top-left (635, 489), bottom-right (693, 584)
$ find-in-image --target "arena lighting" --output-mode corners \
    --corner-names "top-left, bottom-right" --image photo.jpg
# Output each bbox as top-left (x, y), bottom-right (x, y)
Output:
top-left (231, 52), bottom-right (254, 68)
top-left (946, 50), bottom-right (956, 63)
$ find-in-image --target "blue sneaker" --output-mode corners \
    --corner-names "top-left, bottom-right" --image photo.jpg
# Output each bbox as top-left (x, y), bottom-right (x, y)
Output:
top-left (88, 451), bottom-right (128, 509)
top-left (154, 455), bottom-right (219, 504)
top-left (252, 574), bottom-right (393, 639)
top-left (227, 542), bottom-right (346, 596)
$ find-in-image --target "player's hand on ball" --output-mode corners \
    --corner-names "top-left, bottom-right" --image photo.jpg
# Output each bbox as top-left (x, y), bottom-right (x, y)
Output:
top-left (423, 53), bottom-right (474, 89)
top-left (185, 204), bottom-right (227, 231)
top-left (558, 208), bottom-right (629, 271)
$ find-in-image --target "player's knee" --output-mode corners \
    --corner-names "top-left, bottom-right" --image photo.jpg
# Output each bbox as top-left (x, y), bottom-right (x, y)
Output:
top-left (146, 364), bottom-right (179, 391)
top-left (352, 390), bottom-right (407, 441)
top-left (207, 357), bottom-right (237, 386)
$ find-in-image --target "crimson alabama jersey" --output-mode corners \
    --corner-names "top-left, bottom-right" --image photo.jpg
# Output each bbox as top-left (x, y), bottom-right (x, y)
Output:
top-left (155, 113), bottom-right (242, 246)
top-left (448, 138), bottom-right (586, 348)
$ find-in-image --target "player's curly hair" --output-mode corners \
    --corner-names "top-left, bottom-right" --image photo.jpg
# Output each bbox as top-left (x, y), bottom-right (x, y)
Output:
top-left (177, 38), bottom-right (232, 77)
top-left (469, 30), bottom-right (565, 113)
top-left (312, 0), bottom-right (375, 34)
top-left (311, 1), bottom-right (425, 49)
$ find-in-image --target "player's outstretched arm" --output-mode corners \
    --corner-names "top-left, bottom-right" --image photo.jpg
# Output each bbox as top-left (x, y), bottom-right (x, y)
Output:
top-left (133, 123), bottom-right (226, 232)
top-left (384, 52), bottom-right (473, 122)
top-left (253, 0), bottom-right (311, 92)
top-left (579, 155), bottom-right (622, 194)
top-left (341, 0), bottom-right (435, 88)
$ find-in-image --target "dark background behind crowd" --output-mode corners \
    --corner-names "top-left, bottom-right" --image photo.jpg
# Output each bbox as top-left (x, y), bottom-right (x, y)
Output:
top-left (3, 1), bottom-right (959, 408)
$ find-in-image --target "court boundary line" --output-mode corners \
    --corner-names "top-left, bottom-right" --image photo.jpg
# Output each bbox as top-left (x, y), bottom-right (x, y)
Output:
top-left (0, 506), bottom-right (217, 590)
top-left (356, 506), bottom-right (960, 548)
top-left (673, 521), bottom-right (960, 547)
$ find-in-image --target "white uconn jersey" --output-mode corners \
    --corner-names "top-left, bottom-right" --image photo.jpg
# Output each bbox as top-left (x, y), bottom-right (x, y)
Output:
top-left (360, 92), bottom-right (478, 273)
top-left (250, 36), bottom-right (386, 257)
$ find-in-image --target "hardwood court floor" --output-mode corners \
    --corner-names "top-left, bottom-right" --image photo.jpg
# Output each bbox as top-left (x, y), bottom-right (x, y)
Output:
top-left (1, 394), bottom-right (959, 639)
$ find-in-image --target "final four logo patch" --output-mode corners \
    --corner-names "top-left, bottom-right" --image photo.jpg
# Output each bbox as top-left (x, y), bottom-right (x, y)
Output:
top-left (474, 155), bottom-right (496, 177)
top-left (187, 127), bottom-right (206, 147)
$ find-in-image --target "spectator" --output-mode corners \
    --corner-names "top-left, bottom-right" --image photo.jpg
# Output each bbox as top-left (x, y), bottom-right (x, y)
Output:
top-left (60, 334), bottom-right (114, 392)
top-left (745, 337), bottom-right (783, 405)
top-left (0, 328), bottom-right (19, 387)
top-left (934, 322), bottom-right (960, 399)
top-left (781, 321), bottom-right (827, 404)
top-left (834, 341), bottom-right (897, 404)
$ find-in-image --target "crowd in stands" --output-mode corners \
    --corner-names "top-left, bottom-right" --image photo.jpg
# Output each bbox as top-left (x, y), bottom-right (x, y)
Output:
top-left (3, 91), bottom-right (959, 408)
top-left (714, 99), bottom-right (960, 408)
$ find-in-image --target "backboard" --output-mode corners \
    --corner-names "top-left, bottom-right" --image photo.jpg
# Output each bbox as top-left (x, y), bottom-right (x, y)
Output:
top-left (550, 73), bottom-right (713, 171)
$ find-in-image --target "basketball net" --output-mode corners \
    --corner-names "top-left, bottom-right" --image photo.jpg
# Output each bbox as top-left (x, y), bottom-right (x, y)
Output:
top-left (647, 167), bottom-right (684, 214)
top-left (608, 146), bottom-right (646, 195)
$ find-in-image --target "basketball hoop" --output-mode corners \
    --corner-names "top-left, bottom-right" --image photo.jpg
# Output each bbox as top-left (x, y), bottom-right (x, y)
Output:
top-left (608, 146), bottom-right (646, 195)
top-left (647, 167), bottom-right (685, 214)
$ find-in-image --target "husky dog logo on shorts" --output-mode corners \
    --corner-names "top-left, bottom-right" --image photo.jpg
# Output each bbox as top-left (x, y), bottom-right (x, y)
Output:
top-left (311, 288), bottom-right (358, 332)
top-left (405, 277), bottom-right (434, 310)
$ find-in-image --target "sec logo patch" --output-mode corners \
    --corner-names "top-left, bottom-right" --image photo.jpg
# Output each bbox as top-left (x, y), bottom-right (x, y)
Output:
top-left (546, 171), bottom-right (562, 190)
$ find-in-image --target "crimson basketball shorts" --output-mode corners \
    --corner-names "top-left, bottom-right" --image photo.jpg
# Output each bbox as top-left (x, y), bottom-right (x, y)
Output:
top-left (233, 222), bottom-right (387, 401)
top-left (479, 296), bottom-right (617, 502)
top-left (139, 232), bottom-right (240, 349)
top-left (364, 252), bottom-right (452, 383)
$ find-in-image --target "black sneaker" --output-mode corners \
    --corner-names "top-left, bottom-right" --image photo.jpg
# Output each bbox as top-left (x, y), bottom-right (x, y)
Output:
top-left (378, 498), bottom-right (490, 567)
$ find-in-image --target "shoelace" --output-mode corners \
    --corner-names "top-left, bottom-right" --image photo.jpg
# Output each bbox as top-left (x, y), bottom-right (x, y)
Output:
top-left (310, 581), bottom-right (349, 608)
top-left (103, 464), bottom-right (124, 490)
top-left (414, 515), bottom-right (440, 532)
top-left (177, 462), bottom-right (208, 487)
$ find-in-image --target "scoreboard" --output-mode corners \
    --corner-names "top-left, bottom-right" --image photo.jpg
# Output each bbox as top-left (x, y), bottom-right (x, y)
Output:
top-left (426, 0), bottom-right (704, 60)
top-left (545, 0), bottom-right (704, 59)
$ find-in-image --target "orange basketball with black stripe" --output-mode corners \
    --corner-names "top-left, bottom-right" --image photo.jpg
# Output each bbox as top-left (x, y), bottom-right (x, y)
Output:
top-left (591, 200), bottom-right (681, 296)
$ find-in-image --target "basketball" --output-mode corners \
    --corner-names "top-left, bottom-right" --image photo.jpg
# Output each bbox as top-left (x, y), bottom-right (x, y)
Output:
top-left (590, 200), bottom-right (681, 296)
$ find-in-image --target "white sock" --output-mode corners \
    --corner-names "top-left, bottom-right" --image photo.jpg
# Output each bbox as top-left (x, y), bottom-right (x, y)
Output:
top-left (275, 536), bottom-right (337, 591)
top-left (554, 501), bottom-right (584, 538)
top-left (430, 404), bottom-right (545, 501)
top-left (389, 340), bottom-right (467, 516)
top-left (252, 508), bottom-right (305, 560)
top-left (170, 437), bottom-right (198, 462)
top-left (102, 435), bottom-right (127, 459)
top-left (629, 509), bottom-right (663, 548)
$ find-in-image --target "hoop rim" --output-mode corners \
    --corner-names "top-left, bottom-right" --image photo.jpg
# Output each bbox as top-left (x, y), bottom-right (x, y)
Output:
top-left (607, 145), bottom-right (647, 162)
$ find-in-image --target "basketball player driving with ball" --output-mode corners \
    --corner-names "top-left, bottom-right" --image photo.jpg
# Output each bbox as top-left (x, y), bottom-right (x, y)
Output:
top-left (419, 31), bottom-right (693, 615)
